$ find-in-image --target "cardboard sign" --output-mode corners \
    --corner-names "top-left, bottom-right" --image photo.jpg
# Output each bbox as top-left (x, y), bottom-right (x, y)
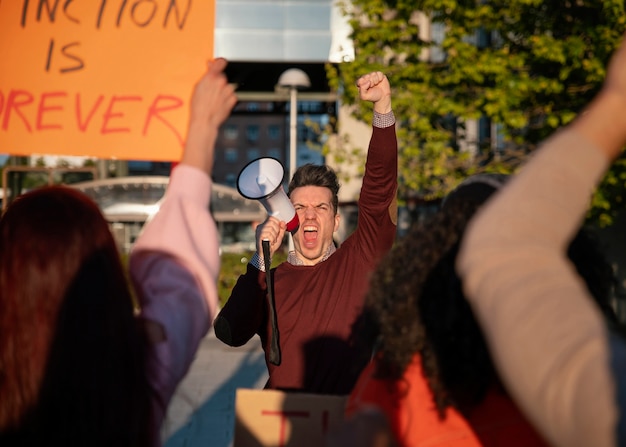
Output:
top-left (234, 388), bottom-right (348, 447)
top-left (0, 1), bottom-right (215, 161)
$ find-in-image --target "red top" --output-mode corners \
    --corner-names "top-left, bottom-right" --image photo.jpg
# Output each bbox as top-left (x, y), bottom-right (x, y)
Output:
top-left (215, 125), bottom-right (398, 395)
top-left (346, 354), bottom-right (549, 447)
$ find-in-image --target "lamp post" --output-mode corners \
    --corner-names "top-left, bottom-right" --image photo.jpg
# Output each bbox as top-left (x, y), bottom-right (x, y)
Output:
top-left (277, 68), bottom-right (311, 184)
top-left (277, 68), bottom-right (311, 251)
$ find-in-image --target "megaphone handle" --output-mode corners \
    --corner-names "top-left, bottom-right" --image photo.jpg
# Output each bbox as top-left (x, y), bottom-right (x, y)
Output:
top-left (262, 240), bottom-right (281, 365)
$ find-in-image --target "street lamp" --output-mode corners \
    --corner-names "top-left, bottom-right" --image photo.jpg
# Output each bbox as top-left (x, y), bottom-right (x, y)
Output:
top-left (277, 68), bottom-right (311, 252)
top-left (277, 68), bottom-right (311, 184)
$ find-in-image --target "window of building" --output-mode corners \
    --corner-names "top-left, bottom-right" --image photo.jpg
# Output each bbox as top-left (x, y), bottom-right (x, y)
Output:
top-left (298, 123), bottom-right (320, 144)
top-left (246, 125), bottom-right (260, 142)
top-left (247, 148), bottom-right (260, 161)
top-left (267, 124), bottom-right (281, 140)
top-left (224, 124), bottom-right (238, 140)
top-left (225, 148), bottom-right (238, 163)
top-left (300, 101), bottom-right (322, 113)
top-left (225, 173), bottom-right (237, 188)
top-left (268, 148), bottom-right (281, 160)
top-left (430, 22), bottom-right (446, 63)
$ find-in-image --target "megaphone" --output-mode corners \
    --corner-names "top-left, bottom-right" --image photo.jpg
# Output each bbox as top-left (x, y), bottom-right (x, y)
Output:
top-left (237, 157), bottom-right (299, 232)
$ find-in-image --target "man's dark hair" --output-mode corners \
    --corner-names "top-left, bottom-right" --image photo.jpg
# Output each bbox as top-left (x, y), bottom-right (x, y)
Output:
top-left (288, 164), bottom-right (340, 213)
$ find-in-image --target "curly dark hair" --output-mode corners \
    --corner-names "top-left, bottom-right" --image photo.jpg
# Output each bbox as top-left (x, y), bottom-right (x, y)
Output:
top-left (355, 180), bottom-right (621, 419)
top-left (288, 164), bottom-right (340, 213)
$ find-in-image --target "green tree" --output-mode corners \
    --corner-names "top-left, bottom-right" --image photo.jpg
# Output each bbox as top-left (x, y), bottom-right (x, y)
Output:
top-left (328, 0), bottom-right (626, 225)
top-left (22, 157), bottom-right (48, 191)
top-left (218, 250), bottom-right (288, 307)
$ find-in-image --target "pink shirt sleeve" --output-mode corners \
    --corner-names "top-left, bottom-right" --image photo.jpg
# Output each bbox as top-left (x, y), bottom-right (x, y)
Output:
top-left (457, 129), bottom-right (619, 447)
top-left (129, 164), bottom-right (220, 428)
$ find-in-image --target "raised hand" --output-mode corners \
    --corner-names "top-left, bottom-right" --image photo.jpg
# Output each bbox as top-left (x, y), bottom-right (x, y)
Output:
top-left (182, 58), bottom-right (238, 174)
top-left (571, 34), bottom-right (626, 162)
top-left (356, 71), bottom-right (392, 114)
top-left (255, 216), bottom-right (287, 260)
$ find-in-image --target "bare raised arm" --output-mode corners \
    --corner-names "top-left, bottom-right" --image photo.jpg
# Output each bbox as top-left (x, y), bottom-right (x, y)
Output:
top-left (356, 71), bottom-right (392, 114)
top-left (457, 33), bottom-right (626, 447)
top-left (572, 35), bottom-right (626, 160)
top-left (181, 58), bottom-right (238, 175)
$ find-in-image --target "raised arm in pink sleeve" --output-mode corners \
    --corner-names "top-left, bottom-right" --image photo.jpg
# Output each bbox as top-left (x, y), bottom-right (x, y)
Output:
top-left (129, 163), bottom-right (220, 431)
top-left (457, 129), bottom-right (618, 447)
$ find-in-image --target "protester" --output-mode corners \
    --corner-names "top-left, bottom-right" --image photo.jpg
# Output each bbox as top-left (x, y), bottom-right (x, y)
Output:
top-left (214, 71), bottom-right (398, 395)
top-left (0, 186), bottom-right (155, 447)
top-left (456, 35), bottom-right (626, 447)
top-left (339, 173), bottom-right (622, 447)
top-left (0, 58), bottom-right (236, 446)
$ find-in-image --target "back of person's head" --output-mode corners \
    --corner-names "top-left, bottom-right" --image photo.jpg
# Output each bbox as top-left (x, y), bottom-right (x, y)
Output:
top-left (288, 164), bottom-right (340, 213)
top-left (358, 173), bottom-right (621, 417)
top-left (0, 186), bottom-right (152, 447)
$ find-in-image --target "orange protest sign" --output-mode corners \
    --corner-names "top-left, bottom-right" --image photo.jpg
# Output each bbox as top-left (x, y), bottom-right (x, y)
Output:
top-left (0, 1), bottom-right (215, 161)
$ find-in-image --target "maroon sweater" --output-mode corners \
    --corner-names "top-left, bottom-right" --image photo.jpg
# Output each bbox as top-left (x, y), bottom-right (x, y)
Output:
top-left (214, 125), bottom-right (397, 395)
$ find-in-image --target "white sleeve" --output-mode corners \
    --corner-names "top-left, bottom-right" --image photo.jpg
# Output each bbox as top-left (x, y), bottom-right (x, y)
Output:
top-left (129, 164), bottom-right (221, 414)
top-left (131, 164), bottom-right (220, 319)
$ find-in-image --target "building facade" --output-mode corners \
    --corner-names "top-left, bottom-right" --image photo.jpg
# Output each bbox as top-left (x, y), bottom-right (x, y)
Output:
top-left (210, 0), bottom-right (361, 241)
top-left (129, 0), bottom-right (349, 198)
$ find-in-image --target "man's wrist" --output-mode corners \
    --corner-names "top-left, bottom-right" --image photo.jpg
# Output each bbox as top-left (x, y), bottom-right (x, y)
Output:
top-left (373, 110), bottom-right (395, 128)
top-left (250, 252), bottom-right (267, 272)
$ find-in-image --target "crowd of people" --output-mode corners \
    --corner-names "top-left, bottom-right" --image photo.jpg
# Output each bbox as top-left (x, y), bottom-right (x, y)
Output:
top-left (1, 28), bottom-right (626, 447)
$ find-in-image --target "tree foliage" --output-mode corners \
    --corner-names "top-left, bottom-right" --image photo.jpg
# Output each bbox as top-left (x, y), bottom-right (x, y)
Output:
top-left (218, 250), bottom-right (288, 307)
top-left (327, 0), bottom-right (626, 225)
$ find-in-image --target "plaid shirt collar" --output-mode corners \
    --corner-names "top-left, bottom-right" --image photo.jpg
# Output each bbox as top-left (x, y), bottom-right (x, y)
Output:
top-left (287, 243), bottom-right (336, 266)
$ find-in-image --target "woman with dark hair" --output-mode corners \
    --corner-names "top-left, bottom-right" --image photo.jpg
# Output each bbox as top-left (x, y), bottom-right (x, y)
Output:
top-left (0, 57), bottom-right (237, 446)
top-left (457, 31), bottom-right (626, 447)
top-left (343, 174), bottom-right (622, 447)
top-left (0, 186), bottom-right (153, 446)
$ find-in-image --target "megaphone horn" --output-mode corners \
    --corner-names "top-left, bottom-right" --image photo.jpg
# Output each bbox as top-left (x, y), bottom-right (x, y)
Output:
top-left (237, 157), bottom-right (299, 233)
